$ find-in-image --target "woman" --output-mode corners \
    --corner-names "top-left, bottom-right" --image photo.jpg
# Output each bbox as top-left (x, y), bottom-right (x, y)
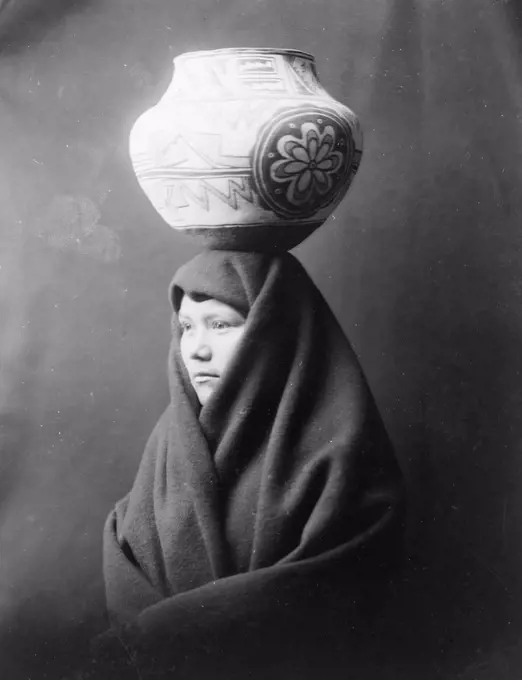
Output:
top-left (91, 250), bottom-right (405, 680)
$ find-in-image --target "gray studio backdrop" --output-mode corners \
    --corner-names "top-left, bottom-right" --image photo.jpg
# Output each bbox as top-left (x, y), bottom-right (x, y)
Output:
top-left (0, 0), bottom-right (521, 678)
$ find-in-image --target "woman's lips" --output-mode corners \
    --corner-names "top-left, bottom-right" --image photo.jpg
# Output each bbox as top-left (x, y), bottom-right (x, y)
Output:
top-left (192, 373), bottom-right (219, 384)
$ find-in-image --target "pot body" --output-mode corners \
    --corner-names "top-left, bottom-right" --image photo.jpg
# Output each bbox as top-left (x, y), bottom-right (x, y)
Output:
top-left (129, 48), bottom-right (363, 251)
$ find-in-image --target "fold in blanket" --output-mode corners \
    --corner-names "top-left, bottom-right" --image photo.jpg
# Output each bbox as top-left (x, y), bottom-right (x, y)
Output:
top-left (90, 251), bottom-right (405, 680)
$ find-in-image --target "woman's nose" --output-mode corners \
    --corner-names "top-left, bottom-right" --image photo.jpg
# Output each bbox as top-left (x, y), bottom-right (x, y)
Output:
top-left (190, 331), bottom-right (211, 360)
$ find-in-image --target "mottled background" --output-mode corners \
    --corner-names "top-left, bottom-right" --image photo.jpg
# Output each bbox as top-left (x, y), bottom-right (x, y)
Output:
top-left (0, 0), bottom-right (521, 678)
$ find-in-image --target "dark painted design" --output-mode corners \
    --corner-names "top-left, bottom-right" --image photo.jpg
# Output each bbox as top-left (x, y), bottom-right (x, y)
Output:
top-left (253, 107), bottom-right (356, 218)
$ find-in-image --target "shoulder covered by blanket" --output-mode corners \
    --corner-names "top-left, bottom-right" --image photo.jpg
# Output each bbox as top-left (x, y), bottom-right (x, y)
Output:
top-left (88, 251), bottom-right (406, 680)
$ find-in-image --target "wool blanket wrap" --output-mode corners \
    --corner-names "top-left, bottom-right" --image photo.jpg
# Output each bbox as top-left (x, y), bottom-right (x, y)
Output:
top-left (91, 251), bottom-right (405, 680)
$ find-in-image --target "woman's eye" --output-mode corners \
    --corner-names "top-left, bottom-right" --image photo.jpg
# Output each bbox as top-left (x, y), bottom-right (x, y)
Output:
top-left (179, 321), bottom-right (192, 333)
top-left (212, 320), bottom-right (230, 330)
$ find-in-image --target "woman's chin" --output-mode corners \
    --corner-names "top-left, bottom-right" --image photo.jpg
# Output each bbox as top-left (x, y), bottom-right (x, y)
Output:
top-left (194, 384), bottom-right (215, 406)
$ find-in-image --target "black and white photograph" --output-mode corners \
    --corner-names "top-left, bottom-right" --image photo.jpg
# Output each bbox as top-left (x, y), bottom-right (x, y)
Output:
top-left (0, 1), bottom-right (519, 678)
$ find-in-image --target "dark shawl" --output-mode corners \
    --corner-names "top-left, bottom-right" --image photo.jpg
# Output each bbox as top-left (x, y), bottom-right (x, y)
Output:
top-left (91, 251), bottom-right (405, 680)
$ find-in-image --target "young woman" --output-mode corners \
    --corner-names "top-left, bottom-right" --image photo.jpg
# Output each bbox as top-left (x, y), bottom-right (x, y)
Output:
top-left (90, 250), bottom-right (405, 679)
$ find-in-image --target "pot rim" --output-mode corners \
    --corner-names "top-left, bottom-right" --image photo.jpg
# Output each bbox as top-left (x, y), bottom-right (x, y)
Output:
top-left (174, 47), bottom-right (315, 61)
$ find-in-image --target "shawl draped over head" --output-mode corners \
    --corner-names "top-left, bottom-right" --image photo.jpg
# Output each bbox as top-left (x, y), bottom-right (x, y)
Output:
top-left (93, 251), bottom-right (405, 680)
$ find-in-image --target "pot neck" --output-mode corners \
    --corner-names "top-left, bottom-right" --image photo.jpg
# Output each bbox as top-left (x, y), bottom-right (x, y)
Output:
top-left (167, 48), bottom-right (324, 100)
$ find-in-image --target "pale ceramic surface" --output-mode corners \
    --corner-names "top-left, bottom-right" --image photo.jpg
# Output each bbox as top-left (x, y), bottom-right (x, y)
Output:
top-left (129, 48), bottom-right (363, 251)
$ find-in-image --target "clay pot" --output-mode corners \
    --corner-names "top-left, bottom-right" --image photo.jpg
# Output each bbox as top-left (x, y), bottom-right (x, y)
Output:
top-left (129, 48), bottom-right (363, 252)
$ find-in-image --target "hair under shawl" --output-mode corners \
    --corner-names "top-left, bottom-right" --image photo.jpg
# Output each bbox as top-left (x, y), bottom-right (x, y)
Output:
top-left (94, 251), bottom-right (405, 680)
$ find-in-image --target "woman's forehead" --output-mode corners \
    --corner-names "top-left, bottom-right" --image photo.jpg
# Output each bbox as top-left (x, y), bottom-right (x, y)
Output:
top-left (178, 295), bottom-right (245, 318)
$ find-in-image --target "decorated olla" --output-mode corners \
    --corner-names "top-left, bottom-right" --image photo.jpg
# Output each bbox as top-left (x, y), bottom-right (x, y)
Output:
top-left (129, 48), bottom-right (363, 252)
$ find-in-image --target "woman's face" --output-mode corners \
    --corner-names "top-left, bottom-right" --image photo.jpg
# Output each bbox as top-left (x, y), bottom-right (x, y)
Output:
top-left (178, 295), bottom-right (247, 405)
